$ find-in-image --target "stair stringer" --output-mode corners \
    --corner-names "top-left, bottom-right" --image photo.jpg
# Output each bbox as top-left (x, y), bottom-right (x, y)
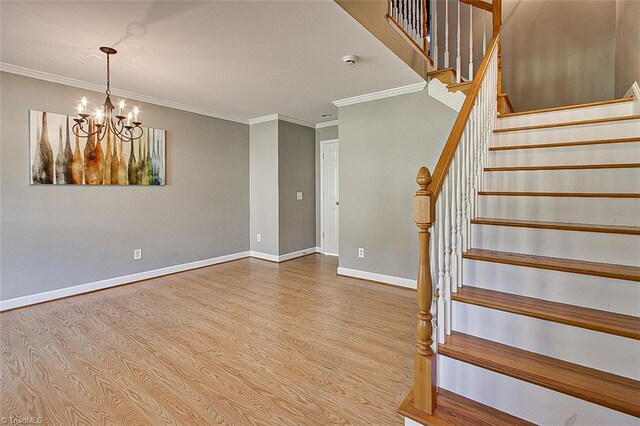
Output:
top-left (427, 77), bottom-right (465, 112)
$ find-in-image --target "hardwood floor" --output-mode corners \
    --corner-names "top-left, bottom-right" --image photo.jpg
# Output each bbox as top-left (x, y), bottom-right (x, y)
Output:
top-left (0, 254), bottom-right (417, 425)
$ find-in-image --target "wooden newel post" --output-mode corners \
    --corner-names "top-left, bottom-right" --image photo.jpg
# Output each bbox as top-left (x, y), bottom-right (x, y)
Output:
top-left (412, 166), bottom-right (437, 414)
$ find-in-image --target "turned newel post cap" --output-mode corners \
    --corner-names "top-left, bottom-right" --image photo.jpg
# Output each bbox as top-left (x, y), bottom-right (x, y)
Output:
top-left (413, 166), bottom-right (434, 225)
top-left (416, 167), bottom-right (432, 196)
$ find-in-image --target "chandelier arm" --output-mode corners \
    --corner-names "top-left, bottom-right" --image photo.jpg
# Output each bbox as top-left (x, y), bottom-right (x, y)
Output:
top-left (72, 119), bottom-right (101, 138)
top-left (110, 118), bottom-right (136, 143)
top-left (128, 125), bottom-right (145, 142)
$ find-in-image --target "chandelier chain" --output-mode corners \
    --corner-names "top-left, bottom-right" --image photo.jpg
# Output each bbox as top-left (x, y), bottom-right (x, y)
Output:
top-left (106, 52), bottom-right (111, 96)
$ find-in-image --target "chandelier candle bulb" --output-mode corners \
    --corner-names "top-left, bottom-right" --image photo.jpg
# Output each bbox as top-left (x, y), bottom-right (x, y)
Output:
top-left (133, 106), bottom-right (139, 123)
top-left (118, 100), bottom-right (125, 116)
top-left (81, 97), bottom-right (88, 114)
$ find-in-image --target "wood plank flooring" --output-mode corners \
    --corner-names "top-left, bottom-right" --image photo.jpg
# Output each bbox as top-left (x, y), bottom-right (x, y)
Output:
top-left (0, 254), bottom-right (417, 425)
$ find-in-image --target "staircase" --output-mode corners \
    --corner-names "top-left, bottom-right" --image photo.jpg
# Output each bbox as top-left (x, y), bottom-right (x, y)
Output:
top-left (402, 93), bottom-right (640, 424)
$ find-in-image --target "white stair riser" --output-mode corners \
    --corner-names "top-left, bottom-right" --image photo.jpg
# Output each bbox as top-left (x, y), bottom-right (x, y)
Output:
top-left (497, 102), bottom-right (635, 129)
top-left (488, 141), bottom-right (640, 167)
top-left (493, 120), bottom-right (640, 146)
top-left (471, 224), bottom-right (640, 266)
top-left (482, 168), bottom-right (640, 193)
top-left (451, 301), bottom-right (640, 379)
top-left (477, 195), bottom-right (640, 226)
top-left (438, 356), bottom-right (639, 426)
top-left (462, 259), bottom-right (640, 316)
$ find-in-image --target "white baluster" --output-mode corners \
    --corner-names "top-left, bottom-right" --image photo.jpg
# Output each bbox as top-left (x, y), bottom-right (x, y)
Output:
top-left (482, 10), bottom-right (487, 55)
top-left (468, 4), bottom-right (474, 80)
top-left (443, 177), bottom-right (452, 336)
top-left (456, 0), bottom-right (461, 83)
top-left (432, 0), bottom-right (438, 68)
top-left (444, 0), bottom-right (449, 68)
top-left (436, 196), bottom-right (445, 344)
top-left (449, 154), bottom-right (459, 291)
top-left (455, 144), bottom-right (464, 284)
top-left (462, 126), bottom-right (471, 252)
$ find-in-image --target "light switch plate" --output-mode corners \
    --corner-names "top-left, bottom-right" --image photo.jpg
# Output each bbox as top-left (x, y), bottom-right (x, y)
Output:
top-left (296, 192), bottom-right (303, 200)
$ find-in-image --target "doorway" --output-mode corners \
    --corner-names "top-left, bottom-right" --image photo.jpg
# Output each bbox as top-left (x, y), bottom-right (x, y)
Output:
top-left (321, 140), bottom-right (339, 256)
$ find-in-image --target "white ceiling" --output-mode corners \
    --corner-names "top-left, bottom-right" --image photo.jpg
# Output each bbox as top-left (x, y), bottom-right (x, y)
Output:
top-left (0, 0), bottom-right (424, 125)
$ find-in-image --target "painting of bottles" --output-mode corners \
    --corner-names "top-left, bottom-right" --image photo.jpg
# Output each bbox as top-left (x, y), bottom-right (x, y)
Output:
top-left (29, 110), bottom-right (166, 185)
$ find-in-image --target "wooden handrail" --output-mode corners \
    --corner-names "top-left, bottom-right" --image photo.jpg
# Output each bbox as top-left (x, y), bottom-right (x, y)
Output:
top-left (459, 0), bottom-right (492, 12)
top-left (428, 34), bottom-right (500, 200)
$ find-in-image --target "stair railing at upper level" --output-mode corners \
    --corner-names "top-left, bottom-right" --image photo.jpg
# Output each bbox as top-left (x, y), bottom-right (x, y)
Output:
top-left (387, 0), bottom-right (506, 113)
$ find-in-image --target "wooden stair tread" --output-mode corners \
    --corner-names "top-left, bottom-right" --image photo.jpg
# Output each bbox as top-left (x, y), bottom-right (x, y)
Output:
top-left (453, 286), bottom-right (640, 339)
top-left (398, 388), bottom-right (534, 426)
top-left (439, 332), bottom-right (640, 417)
top-left (447, 81), bottom-right (472, 94)
top-left (498, 97), bottom-right (634, 118)
top-left (478, 191), bottom-right (640, 198)
top-left (484, 163), bottom-right (640, 171)
top-left (489, 136), bottom-right (640, 151)
top-left (494, 114), bottom-right (640, 133)
top-left (463, 248), bottom-right (640, 281)
top-left (471, 218), bottom-right (640, 235)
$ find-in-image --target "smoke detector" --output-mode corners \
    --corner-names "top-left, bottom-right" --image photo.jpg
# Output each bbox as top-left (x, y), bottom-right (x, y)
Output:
top-left (342, 55), bottom-right (359, 65)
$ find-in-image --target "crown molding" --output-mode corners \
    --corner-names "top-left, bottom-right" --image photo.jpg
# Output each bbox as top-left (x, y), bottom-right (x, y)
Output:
top-left (248, 114), bottom-right (280, 125)
top-left (0, 62), bottom-right (249, 125)
top-left (332, 81), bottom-right (426, 107)
top-left (315, 120), bottom-right (338, 129)
top-left (248, 113), bottom-right (315, 129)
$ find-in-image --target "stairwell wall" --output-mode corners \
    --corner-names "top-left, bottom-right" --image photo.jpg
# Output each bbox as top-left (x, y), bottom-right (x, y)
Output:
top-left (337, 89), bottom-right (456, 283)
top-left (501, 0), bottom-right (616, 111)
top-left (614, 0), bottom-right (640, 98)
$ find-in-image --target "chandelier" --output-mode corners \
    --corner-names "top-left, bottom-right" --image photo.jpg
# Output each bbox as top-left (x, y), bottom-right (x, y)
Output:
top-left (73, 47), bottom-right (143, 144)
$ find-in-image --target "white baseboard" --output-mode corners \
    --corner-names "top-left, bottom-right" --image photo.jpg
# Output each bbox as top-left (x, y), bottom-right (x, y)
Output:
top-left (337, 267), bottom-right (416, 289)
top-left (0, 251), bottom-right (251, 312)
top-left (250, 247), bottom-right (317, 263)
top-left (249, 251), bottom-right (280, 262)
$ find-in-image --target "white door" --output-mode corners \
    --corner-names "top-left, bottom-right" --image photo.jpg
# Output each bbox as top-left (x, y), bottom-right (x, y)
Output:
top-left (322, 141), bottom-right (339, 255)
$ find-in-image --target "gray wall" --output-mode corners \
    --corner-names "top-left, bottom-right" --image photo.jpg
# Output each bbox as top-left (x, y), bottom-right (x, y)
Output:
top-left (615, 0), bottom-right (640, 97)
top-left (278, 121), bottom-right (316, 255)
top-left (315, 125), bottom-right (339, 247)
top-left (1, 72), bottom-right (250, 301)
top-left (249, 120), bottom-right (279, 255)
top-left (338, 90), bottom-right (456, 280)
top-left (501, 0), bottom-right (616, 111)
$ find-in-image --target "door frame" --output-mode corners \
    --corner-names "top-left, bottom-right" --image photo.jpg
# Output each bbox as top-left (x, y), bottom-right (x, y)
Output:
top-left (320, 139), bottom-right (339, 255)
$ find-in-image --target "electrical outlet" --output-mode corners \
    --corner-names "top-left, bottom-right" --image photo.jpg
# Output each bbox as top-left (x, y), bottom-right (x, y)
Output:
top-left (257, 234), bottom-right (262, 242)
top-left (296, 192), bottom-right (303, 200)
top-left (358, 248), bottom-right (365, 258)
top-left (133, 248), bottom-right (142, 260)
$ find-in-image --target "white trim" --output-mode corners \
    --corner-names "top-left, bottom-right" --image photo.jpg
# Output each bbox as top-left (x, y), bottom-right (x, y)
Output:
top-left (0, 251), bottom-right (251, 312)
top-left (427, 77), bottom-right (465, 112)
top-left (337, 267), bottom-right (417, 289)
top-left (249, 251), bottom-right (281, 262)
top-left (248, 113), bottom-right (315, 129)
top-left (0, 62), bottom-right (248, 125)
top-left (315, 120), bottom-right (338, 129)
top-left (248, 114), bottom-right (280, 125)
top-left (249, 248), bottom-right (317, 262)
top-left (624, 81), bottom-right (640, 101)
top-left (278, 247), bottom-right (317, 261)
top-left (315, 247), bottom-right (322, 253)
top-left (332, 82), bottom-right (426, 107)
top-left (320, 139), bottom-right (339, 255)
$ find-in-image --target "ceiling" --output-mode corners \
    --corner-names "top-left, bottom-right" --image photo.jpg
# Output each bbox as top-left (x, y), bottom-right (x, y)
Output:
top-left (0, 0), bottom-right (424, 126)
